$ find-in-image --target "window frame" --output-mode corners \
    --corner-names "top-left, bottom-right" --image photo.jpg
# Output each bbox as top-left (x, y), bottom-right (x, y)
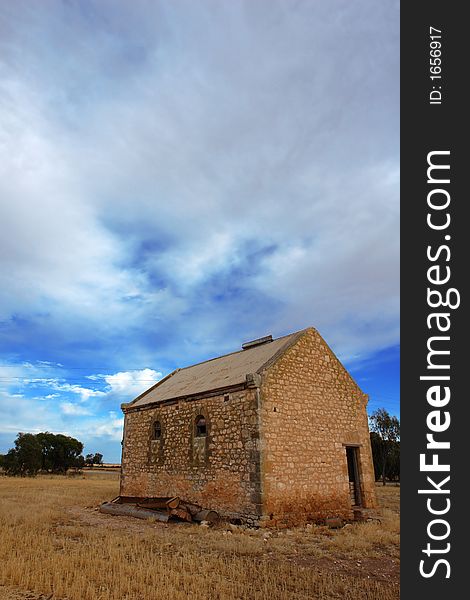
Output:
top-left (152, 420), bottom-right (162, 440)
top-left (194, 415), bottom-right (207, 438)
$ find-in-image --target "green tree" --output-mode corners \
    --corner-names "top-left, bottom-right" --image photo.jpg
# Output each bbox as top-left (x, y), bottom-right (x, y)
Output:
top-left (370, 431), bottom-right (400, 482)
top-left (369, 408), bottom-right (400, 486)
top-left (37, 433), bottom-right (84, 473)
top-left (85, 452), bottom-right (103, 467)
top-left (1, 449), bottom-right (19, 474)
top-left (2, 432), bottom-right (85, 476)
top-left (35, 432), bottom-right (58, 471)
top-left (369, 431), bottom-right (383, 481)
top-left (92, 452), bottom-right (103, 465)
top-left (387, 439), bottom-right (400, 481)
top-left (2, 433), bottom-right (42, 476)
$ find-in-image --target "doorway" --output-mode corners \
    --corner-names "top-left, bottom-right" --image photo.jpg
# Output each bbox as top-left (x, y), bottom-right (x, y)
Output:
top-left (346, 446), bottom-right (362, 506)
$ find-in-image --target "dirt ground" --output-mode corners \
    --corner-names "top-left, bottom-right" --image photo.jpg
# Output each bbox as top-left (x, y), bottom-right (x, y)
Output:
top-left (64, 502), bottom-right (399, 583)
top-left (0, 474), bottom-right (399, 600)
top-left (0, 586), bottom-right (53, 600)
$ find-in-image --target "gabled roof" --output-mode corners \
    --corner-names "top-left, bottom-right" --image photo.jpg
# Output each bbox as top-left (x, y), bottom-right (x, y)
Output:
top-left (125, 328), bottom-right (309, 410)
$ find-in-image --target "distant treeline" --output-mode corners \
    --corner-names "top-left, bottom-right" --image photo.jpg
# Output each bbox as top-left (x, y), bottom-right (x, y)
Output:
top-left (1, 416), bottom-right (398, 483)
top-left (83, 463), bottom-right (120, 469)
top-left (0, 432), bottom-right (103, 476)
top-left (369, 409), bottom-right (400, 484)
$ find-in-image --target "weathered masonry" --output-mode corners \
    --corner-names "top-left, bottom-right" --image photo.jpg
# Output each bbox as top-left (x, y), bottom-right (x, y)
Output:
top-left (120, 327), bottom-right (377, 525)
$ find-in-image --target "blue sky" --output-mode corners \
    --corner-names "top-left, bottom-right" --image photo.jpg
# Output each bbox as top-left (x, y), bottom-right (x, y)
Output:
top-left (0, 0), bottom-right (399, 462)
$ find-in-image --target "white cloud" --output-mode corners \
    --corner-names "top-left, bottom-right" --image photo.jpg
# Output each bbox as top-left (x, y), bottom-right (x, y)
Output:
top-left (0, 1), bottom-right (399, 459)
top-left (90, 416), bottom-right (125, 441)
top-left (0, 1), bottom-right (399, 363)
top-left (22, 369), bottom-right (161, 413)
top-left (60, 402), bottom-right (93, 416)
top-left (52, 383), bottom-right (107, 402)
top-left (0, 389), bottom-right (63, 436)
top-left (103, 369), bottom-right (162, 397)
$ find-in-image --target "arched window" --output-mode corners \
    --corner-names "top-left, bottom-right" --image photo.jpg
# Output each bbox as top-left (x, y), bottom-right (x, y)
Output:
top-left (153, 420), bottom-right (162, 440)
top-left (195, 415), bottom-right (207, 437)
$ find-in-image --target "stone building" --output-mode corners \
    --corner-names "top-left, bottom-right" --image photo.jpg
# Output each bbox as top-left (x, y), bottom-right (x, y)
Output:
top-left (120, 327), bottom-right (377, 525)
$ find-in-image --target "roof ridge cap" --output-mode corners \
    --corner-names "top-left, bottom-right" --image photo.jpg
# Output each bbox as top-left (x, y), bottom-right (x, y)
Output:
top-left (174, 330), bottom-right (304, 372)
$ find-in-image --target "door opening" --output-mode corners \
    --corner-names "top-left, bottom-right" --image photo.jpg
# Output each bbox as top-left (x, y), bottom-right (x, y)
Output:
top-left (346, 446), bottom-right (362, 506)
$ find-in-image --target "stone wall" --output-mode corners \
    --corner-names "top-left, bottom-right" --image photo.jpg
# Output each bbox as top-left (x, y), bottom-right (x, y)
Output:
top-left (121, 327), bottom-right (377, 526)
top-left (259, 328), bottom-right (377, 524)
top-left (120, 388), bottom-right (262, 523)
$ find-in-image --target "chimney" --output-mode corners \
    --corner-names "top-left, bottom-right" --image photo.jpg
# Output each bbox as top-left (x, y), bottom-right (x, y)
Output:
top-left (242, 335), bottom-right (273, 350)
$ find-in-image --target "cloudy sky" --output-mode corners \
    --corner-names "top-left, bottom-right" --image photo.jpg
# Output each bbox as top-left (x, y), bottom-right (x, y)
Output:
top-left (0, 0), bottom-right (399, 462)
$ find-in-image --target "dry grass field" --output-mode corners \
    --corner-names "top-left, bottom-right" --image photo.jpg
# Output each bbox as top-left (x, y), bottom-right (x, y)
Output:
top-left (0, 473), bottom-right (399, 600)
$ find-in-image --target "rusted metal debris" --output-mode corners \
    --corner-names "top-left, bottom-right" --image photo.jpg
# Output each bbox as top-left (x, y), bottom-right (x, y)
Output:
top-left (100, 502), bottom-right (170, 522)
top-left (169, 507), bottom-right (193, 522)
top-left (114, 496), bottom-right (179, 508)
top-left (193, 509), bottom-right (219, 524)
top-left (137, 496), bottom-right (180, 510)
top-left (99, 496), bottom-right (219, 525)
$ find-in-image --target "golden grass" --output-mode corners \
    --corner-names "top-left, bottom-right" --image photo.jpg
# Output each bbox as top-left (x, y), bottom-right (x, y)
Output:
top-left (375, 483), bottom-right (400, 514)
top-left (0, 475), bottom-right (399, 600)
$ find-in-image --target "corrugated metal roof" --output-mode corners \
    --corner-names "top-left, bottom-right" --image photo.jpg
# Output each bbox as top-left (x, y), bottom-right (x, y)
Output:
top-left (128, 329), bottom-right (307, 408)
